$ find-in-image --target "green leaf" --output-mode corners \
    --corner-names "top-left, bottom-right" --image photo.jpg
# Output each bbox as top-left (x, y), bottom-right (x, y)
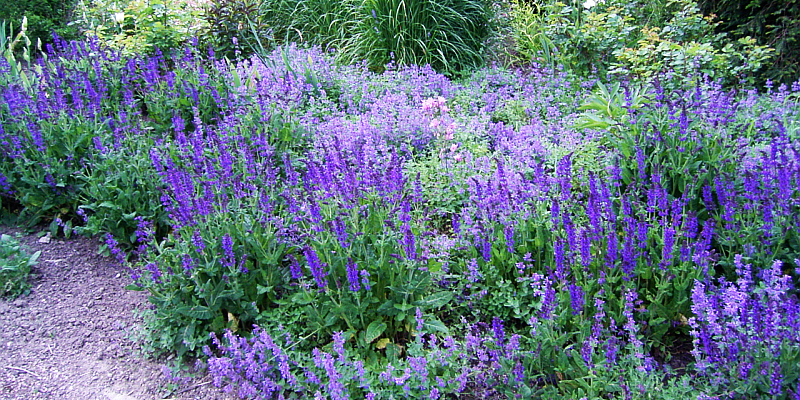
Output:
top-left (365, 320), bottom-right (387, 344)
top-left (28, 251), bottom-right (40, 264)
top-left (422, 317), bottom-right (449, 334)
top-left (377, 299), bottom-right (399, 316)
top-left (177, 305), bottom-right (214, 319)
top-left (393, 302), bottom-right (414, 312)
top-left (256, 284), bottom-right (272, 295)
top-left (324, 312), bottom-right (339, 327)
top-left (291, 291), bottom-right (315, 305)
top-left (412, 291), bottom-right (453, 309)
top-left (389, 272), bottom-right (431, 297)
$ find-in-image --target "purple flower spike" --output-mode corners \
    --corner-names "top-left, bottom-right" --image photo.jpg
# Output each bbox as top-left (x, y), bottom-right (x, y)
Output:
top-left (346, 259), bottom-right (360, 292)
top-left (492, 317), bottom-right (505, 347)
top-left (304, 246), bottom-right (328, 291)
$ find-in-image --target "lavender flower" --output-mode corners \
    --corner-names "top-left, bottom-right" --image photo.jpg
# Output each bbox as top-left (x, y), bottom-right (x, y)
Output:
top-left (221, 234), bottom-right (235, 268)
top-left (346, 259), bottom-right (360, 292)
top-left (304, 246), bottom-right (328, 291)
top-left (360, 270), bottom-right (371, 291)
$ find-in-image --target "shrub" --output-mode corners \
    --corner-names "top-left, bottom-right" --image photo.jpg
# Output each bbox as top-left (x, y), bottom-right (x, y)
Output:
top-left (610, 1), bottom-right (774, 87)
top-left (71, 0), bottom-right (206, 56)
top-left (0, 0), bottom-right (78, 48)
top-left (201, 0), bottom-right (272, 59)
top-left (506, 0), bottom-right (775, 87)
top-left (698, 0), bottom-right (800, 85)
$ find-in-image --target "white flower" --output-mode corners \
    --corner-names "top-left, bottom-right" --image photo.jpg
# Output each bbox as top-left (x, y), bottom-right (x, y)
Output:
top-left (582, 0), bottom-right (596, 8)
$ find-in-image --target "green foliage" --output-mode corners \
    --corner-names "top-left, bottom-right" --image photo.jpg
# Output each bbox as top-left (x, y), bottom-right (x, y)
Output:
top-left (262, 0), bottom-right (361, 51)
top-left (610, 1), bottom-right (774, 87)
top-left (289, 195), bottom-right (452, 354)
top-left (506, 0), bottom-right (775, 87)
top-left (507, 0), bottom-right (557, 69)
top-left (203, 0), bottom-right (362, 60)
top-left (1, 18), bottom-right (38, 88)
top-left (76, 136), bottom-right (168, 249)
top-left (0, 0), bottom-right (78, 48)
top-left (131, 212), bottom-right (288, 356)
top-left (214, 0), bottom-right (494, 74)
top-left (0, 233), bottom-right (40, 298)
top-left (71, 0), bottom-right (206, 56)
top-left (0, 113), bottom-right (102, 228)
top-left (698, 0), bottom-right (800, 85)
top-left (201, 0), bottom-right (271, 58)
top-left (347, 0), bottom-right (493, 74)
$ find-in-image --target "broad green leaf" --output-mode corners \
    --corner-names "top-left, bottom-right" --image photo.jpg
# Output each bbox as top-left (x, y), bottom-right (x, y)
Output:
top-left (422, 317), bottom-right (449, 334)
top-left (365, 320), bottom-right (387, 344)
top-left (413, 291), bottom-right (453, 309)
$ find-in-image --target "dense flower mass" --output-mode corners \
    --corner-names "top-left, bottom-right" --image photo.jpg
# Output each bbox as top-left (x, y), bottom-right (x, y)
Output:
top-left (1, 34), bottom-right (799, 399)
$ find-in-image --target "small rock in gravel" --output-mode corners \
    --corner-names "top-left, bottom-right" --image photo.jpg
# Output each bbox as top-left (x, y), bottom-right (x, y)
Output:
top-left (38, 234), bottom-right (51, 244)
top-left (12, 299), bottom-right (26, 307)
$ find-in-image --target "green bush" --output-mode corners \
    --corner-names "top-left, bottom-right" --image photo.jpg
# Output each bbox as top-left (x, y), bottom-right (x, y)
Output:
top-left (0, 233), bottom-right (40, 298)
top-left (203, 0), bottom-right (361, 60)
top-left (610, 0), bottom-right (774, 87)
top-left (202, 0), bottom-right (270, 58)
top-left (698, 0), bottom-right (800, 85)
top-left (507, 0), bottom-right (775, 87)
top-left (71, 0), bottom-right (206, 56)
top-left (0, 0), bottom-right (78, 47)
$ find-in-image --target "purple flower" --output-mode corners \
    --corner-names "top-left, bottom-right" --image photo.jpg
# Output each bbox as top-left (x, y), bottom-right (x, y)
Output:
top-left (360, 270), bottom-right (371, 291)
top-left (304, 246), bottom-right (328, 291)
top-left (403, 223), bottom-right (416, 261)
top-left (331, 218), bottom-right (349, 248)
top-left (182, 254), bottom-right (194, 273)
top-left (221, 234), bottom-right (235, 267)
top-left (466, 258), bottom-right (482, 283)
top-left (492, 317), bottom-right (505, 347)
top-left (554, 239), bottom-right (567, 281)
top-left (504, 224), bottom-right (515, 254)
top-left (332, 331), bottom-right (345, 359)
top-left (146, 262), bottom-right (162, 283)
top-left (192, 230), bottom-right (205, 253)
top-left (660, 225), bottom-right (676, 270)
top-left (579, 229), bottom-right (592, 268)
top-left (569, 283), bottom-right (585, 316)
top-left (288, 254), bottom-right (303, 280)
top-left (105, 234), bottom-right (125, 265)
top-left (346, 259), bottom-right (360, 292)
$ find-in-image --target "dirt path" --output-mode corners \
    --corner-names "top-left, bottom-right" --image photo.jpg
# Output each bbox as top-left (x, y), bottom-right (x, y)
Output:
top-left (0, 227), bottom-right (233, 400)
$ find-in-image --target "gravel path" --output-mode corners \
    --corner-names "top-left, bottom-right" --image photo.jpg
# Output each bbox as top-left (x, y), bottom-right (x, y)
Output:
top-left (0, 227), bottom-right (233, 400)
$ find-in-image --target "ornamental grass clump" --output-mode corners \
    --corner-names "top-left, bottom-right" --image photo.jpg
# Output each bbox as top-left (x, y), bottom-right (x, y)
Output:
top-left (345, 0), bottom-right (493, 74)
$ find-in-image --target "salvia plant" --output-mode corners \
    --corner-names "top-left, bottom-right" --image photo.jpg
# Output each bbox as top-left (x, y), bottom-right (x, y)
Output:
top-left (1, 32), bottom-right (799, 399)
